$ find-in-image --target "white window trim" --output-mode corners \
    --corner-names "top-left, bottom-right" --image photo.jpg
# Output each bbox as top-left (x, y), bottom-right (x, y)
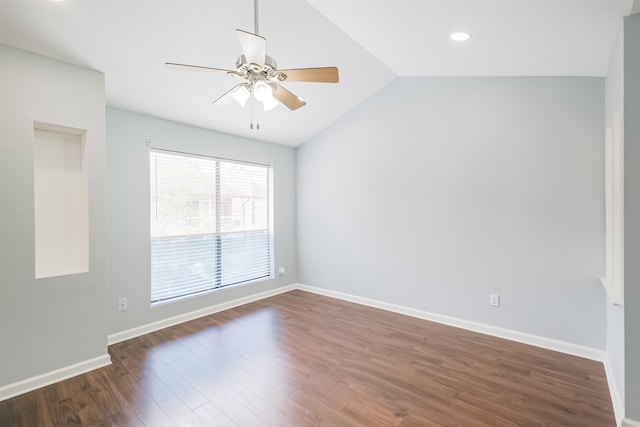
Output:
top-left (601, 116), bottom-right (624, 306)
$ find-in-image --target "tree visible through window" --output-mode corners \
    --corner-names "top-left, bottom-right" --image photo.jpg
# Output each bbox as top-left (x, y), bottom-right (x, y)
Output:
top-left (150, 150), bottom-right (272, 304)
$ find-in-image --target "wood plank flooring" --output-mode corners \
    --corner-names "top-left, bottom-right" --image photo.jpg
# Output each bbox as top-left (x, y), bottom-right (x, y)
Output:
top-left (0, 290), bottom-right (615, 426)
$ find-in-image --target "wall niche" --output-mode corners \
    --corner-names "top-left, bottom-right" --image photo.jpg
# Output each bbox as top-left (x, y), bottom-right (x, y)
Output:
top-left (33, 122), bottom-right (89, 279)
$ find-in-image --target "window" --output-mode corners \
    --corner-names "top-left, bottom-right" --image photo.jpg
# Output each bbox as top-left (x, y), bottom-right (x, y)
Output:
top-left (150, 150), bottom-right (273, 305)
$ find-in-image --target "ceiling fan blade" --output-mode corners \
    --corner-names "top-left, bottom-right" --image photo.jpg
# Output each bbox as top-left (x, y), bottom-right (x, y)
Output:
top-left (213, 83), bottom-right (251, 107)
top-left (236, 29), bottom-right (266, 67)
top-left (165, 62), bottom-right (235, 75)
top-left (271, 84), bottom-right (306, 111)
top-left (278, 67), bottom-right (339, 83)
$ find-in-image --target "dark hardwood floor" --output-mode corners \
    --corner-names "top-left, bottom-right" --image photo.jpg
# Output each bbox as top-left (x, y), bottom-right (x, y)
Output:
top-left (1, 290), bottom-right (615, 426)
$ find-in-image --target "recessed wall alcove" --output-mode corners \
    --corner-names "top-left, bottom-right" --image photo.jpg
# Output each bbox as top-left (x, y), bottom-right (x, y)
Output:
top-left (33, 122), bottom-right (89, 279)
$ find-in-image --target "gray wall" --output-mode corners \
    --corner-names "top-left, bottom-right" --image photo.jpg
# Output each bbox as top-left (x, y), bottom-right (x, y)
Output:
top-left (624, 12), bottom-right (640, 423)
top-left (0, 45), bottom-right (108, 385)
top-left (297, 77), bottom-right (606, 349)
top-left (106, 108), bottom-right (298, 336)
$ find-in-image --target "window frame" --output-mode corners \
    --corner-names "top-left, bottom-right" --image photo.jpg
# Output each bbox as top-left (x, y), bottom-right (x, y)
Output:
top-left (149, 148), bottom-right (274, 306)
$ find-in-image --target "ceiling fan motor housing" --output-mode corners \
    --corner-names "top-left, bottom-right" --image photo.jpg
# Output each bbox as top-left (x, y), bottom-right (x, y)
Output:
top-left (236, 54), bottom-right (283, 82)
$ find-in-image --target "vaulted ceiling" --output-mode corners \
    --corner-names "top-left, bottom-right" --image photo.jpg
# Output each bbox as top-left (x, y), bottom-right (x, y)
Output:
top-left (0, 0), bottom-right (633, 146)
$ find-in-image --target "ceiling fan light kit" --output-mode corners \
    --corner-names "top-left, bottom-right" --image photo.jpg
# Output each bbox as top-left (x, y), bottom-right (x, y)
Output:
top-left (166, 0), bottom-right (339, 126)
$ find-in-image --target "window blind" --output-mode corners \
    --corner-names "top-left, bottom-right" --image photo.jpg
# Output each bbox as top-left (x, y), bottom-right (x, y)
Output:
top-left (150, 150), bottom-right (272, 304)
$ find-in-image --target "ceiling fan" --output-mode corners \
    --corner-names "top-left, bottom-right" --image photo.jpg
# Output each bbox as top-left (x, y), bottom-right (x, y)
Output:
top-left (166, 0), bottom-right (339, 114)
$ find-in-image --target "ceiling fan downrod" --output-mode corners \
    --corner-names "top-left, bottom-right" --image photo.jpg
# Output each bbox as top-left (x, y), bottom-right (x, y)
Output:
top-left (253, 0), bottom-right (259, 35)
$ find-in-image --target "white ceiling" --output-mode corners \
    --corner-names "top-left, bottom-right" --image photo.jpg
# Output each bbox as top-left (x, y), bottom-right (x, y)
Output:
top-left (0, 0), bottom-right (633, 147)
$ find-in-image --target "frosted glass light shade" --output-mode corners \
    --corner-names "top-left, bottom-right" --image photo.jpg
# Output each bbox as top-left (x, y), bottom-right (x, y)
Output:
top-left (231, 85), bottom-right (250, 107)
top-left (253, 81), bottom-right (272, 101)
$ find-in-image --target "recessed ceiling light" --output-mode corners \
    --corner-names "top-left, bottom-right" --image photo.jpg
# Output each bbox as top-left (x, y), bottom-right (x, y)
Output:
top-left (450, 32), bottom-right (471, 42)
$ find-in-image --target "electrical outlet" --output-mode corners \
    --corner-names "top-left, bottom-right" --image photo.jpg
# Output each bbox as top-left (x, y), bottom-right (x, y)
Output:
top-left (278, 267), bottom-right (285, 276)
top-left (118, 297), bottom-right (128, 312)
top-left (490, 294), bottom-right (500, 307)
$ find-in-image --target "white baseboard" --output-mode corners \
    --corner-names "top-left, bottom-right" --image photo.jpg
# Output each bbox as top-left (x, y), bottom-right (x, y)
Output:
top-left (623, 418), bottom-right (640, 427)
top-left (0, 354), bottom-right (112, 402)
top-left (108, 284), bottom-right (296, 345)
top-left (604, 354), bottom-right (625, 426)
top-left (297, 284), bottom-right (605, 362)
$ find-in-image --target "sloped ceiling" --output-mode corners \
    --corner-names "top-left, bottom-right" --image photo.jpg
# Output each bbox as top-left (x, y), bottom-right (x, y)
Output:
top-left (0, 0), bottom-right (633, 146)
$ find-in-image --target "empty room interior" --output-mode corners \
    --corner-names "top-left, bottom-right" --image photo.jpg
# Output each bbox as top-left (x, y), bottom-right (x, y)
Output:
top-left (1, 0), bottom-right (639, 426)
